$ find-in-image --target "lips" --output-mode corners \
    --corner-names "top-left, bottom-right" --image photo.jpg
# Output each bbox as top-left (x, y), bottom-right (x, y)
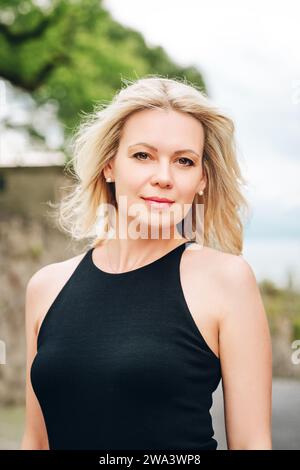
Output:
top-left (141, 196), bottom-right (174, 210)
top-left (142, 197), bottom-right (174, 203)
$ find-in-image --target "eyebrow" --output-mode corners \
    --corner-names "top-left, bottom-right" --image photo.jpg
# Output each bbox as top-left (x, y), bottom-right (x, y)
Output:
top-left (128, 142), bottom-right (201, 158)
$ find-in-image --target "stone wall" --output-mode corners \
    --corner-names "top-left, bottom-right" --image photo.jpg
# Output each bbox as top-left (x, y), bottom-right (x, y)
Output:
top-left (0, 166), bottom-right (86, 404)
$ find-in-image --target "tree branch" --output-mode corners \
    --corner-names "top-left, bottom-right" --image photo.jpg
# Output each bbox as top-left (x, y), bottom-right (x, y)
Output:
top-left (1, 53), bottom-right (71, 92)
top-left (0, 3), bottom-right (63, 44)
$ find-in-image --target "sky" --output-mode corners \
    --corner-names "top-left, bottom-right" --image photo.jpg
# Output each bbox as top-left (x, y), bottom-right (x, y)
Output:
top-left (103, 0), bottom-right (300, 239)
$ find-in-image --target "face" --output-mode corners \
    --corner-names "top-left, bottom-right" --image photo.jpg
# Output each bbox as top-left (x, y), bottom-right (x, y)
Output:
top-left (104, 108), bottom-right (206, 240)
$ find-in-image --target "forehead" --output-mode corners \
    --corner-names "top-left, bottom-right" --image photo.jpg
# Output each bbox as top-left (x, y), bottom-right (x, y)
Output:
top-left (120, 108), bottom-right (205, 150)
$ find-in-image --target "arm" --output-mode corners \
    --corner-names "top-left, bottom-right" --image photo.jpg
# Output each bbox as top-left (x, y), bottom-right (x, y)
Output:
top-left (218, 256), bottom-right (272, 450)
top-left (20, 269), bottom-right (50, 450)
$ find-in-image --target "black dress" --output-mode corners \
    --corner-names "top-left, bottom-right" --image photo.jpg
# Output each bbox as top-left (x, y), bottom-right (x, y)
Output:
top-left (30, 241), bottom-right (222, 450)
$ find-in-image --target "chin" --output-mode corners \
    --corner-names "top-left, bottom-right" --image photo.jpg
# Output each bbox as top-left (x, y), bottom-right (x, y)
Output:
top-left (137, 214), bottom-right (175, 234)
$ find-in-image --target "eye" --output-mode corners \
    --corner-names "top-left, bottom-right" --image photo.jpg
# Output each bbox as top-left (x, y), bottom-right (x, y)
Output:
top-left (132, 152), bottom-right (195, 167)
top-left (177, 157), bottom-right (195, 167)
top-left (132, 152), bottom-right (150, 160)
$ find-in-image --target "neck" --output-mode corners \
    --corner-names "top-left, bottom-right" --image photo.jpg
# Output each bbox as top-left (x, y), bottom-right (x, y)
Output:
top-left (104, 218), bottom-right (187, 272)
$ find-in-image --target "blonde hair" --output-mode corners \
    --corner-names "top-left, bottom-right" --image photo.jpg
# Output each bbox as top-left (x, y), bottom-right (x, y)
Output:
top-left (51, 76), bottom-right (250, 255)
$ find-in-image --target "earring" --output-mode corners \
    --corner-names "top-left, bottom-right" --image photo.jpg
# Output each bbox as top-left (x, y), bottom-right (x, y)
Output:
top-left (106, 177), bottom-right (112, 183)
top-left (198, 189), bottom-right (204, 196)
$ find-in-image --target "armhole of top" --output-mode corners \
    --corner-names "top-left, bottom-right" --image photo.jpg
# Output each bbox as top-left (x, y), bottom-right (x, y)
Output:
top-left (35, 249), bottom-right (90, 349)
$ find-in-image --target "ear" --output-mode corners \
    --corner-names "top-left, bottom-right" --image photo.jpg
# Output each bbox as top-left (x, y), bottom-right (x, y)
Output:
top-left (103, 160), bottom-right (114, 180)
top-left (198, 169), bottom-right (207, 193)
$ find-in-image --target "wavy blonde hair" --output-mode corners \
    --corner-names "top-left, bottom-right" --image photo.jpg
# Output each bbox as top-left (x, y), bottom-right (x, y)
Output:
top-left (51, 76), bottom-right (250, 255)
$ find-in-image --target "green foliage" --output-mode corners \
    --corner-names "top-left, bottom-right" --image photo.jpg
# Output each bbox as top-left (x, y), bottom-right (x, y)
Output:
top-left (0, 0), bottom-right (206, 155)
top-left (260, 279), bottom-right (281, 297)
top-left (293, 316), bottom-right (300, 342)
top-left (259, 279), bottom-right (300, 341)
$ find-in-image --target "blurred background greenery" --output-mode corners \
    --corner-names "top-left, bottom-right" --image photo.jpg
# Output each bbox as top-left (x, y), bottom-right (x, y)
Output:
top-left (0, 0), bottom-right (205, 162)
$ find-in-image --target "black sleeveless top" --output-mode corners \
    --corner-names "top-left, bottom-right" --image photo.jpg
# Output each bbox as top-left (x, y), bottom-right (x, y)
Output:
top-left (30, 241), bottom-right (222, 450)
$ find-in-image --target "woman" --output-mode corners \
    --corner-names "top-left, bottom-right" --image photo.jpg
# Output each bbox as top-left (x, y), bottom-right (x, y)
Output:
top-left (21, 77), bottom-right (272, 450)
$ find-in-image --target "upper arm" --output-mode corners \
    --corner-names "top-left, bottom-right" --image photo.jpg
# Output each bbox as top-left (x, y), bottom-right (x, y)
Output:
top-left (20, 267), bottom-right (52, 450)
top-left (218, 255), bottom-right (272, 450)
top-left (20, 253), bottom-right (86, 449)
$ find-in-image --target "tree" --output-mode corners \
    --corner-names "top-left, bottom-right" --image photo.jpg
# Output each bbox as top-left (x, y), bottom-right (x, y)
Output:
top-left (0, 0), bottom-right (207, 159)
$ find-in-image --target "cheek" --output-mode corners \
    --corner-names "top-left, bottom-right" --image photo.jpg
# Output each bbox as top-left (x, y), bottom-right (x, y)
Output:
top-left (176, 182), bottom-right (198, 203)
top-left (119, 160), bottom-right (146, 186)
top-left (125, 173), bottom-right (150, 198)
top-left (115, 179), bottom-right (142, 208)
top-left (115, 170), bottom-right (139, 194)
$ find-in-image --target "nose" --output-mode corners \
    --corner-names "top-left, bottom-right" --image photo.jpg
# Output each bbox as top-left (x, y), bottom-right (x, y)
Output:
top-left (150, 159), bottom-right (173, 188)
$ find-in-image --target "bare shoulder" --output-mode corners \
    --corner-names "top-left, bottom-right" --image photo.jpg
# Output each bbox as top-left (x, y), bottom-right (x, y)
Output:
top-left (206, 248), bottom-right (259, 309)
top-left (198, 246), bottom-right (264, 323)
top-left (185, 243), bottom-right (252, 281)
top-left (185, 244), bottom-right (269, 358)
top-left (26, 250), bottom-right (88, 337)
top-left (27, 250), bottom-right (87, 297)
top-left (205, 246), bottom-right (255, 284)
top-left (185, 244), bottom-right (257, 317)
